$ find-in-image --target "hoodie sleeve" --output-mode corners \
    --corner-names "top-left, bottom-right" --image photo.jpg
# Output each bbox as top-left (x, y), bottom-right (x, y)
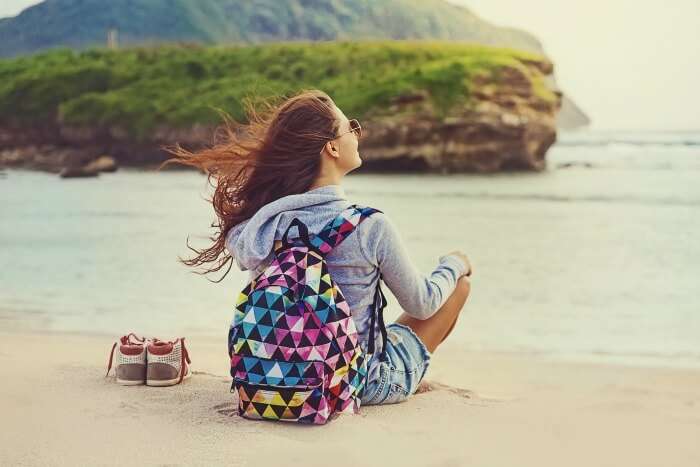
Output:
top-left (358, 212), bottom-right (469, 320)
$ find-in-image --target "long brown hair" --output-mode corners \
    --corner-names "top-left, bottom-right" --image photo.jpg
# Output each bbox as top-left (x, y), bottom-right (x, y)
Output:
top-left (159, 89), bottom-right (340, 282)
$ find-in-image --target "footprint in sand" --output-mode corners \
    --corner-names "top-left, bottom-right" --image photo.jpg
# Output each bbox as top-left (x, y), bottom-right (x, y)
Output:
top-left (415, 380), bottom-right (516, 405)
top-left (212, 381), bottom-right (513, 417)
top-left (212, 402), bottom-right (238, 417)
top-left (415, 380), bottom-right (475, 398)
top-left (191, 370), bottom-right (229, 381)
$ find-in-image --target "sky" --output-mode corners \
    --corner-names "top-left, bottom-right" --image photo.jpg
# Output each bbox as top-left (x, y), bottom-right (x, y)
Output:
top-left (2, 0), bottom-right (699, 130)
top-left (448, 0), bottom-right (700, 131)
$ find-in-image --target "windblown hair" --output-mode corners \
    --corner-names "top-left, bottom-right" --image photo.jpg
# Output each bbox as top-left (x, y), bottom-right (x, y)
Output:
top-left (159, 89), bottom-right (340, 282)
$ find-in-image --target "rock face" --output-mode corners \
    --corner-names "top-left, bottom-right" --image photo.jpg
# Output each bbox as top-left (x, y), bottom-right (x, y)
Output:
top-left (358, 104), bottom-right (557, 173)
top-left (357, 61), bottom-right (561, 173)
top-left (59, 156), bottom-right (118, 178)
top-left (0, 121), bottom-right (217, 174)
top-left (0, 141), bottom-right (120, 175)
top-left (358, 112), bottom-right (555, 173)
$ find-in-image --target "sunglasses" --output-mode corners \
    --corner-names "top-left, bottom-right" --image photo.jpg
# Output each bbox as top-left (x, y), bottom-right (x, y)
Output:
top-left (333, 119), bottom-right (362, 140)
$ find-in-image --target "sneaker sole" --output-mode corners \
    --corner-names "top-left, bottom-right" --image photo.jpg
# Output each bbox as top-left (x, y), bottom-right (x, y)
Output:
top-left (116, 378), bottom-right (146, 386)
top-left (146, 370), bottom-right (191, 387)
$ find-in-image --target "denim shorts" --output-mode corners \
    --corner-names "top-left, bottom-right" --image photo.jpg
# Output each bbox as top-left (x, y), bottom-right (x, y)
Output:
top-left (360, 323), bottom-right (432, 405)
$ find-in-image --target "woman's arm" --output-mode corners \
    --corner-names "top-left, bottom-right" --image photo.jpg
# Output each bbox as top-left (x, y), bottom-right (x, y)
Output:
top-left (358, 212), bottom-right (469, 320)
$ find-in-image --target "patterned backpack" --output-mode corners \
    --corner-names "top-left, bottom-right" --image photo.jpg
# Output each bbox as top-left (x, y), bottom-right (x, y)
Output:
top-left (228, 204), bottom-right (388, 424)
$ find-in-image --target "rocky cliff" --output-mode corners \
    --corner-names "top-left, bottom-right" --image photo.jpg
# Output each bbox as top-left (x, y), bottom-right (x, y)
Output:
top-left (359, 60), bottom-right (560, 172)
top-left (0, 42), bottom-right (561, 175)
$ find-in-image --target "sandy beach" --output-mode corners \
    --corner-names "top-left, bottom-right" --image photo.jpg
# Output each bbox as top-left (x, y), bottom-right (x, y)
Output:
top-left (2, 0), bottom-right (698, 463)
top-left (1, 331), bottom-right (698, 467)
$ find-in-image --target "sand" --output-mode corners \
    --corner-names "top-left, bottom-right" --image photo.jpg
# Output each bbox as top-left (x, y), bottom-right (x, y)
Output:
top-left (1, 331), bottom-right (699, 467)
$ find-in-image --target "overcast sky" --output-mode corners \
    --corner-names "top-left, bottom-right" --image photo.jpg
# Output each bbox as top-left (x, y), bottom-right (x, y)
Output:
top-left (2, 0), bottom-right (698, 130)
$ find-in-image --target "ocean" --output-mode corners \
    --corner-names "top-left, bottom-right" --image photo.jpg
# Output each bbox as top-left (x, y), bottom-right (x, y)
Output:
top-left (2, 129), bottom-right (699, 368)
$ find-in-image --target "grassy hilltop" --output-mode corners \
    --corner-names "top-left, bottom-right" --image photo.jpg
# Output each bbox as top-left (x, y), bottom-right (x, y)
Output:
top-left (0, 0), bottom-right (542, 58)
top-left (0, 41), bottom-right (556, 140)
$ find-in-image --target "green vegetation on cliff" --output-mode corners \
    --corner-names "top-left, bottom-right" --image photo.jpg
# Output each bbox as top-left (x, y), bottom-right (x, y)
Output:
top-left (0, 41), bottom-right (555, 140)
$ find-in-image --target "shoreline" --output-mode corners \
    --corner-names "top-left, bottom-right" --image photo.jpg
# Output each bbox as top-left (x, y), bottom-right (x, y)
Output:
top-left (1, 330), bottom-right (699, 466)
top-left (4, 326), bottom-right (700, 372)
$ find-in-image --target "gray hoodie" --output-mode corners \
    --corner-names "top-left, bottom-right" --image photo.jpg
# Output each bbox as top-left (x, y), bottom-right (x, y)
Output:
top-left (225, 184), bottom-right (467, 383)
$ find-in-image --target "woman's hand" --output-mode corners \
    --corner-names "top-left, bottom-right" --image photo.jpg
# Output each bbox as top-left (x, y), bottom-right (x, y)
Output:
top-left (444, 250), bottom-right (472, 277)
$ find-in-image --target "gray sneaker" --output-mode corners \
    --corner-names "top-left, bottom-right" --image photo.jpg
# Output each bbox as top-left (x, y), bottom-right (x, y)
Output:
top-left (146, 337), bottom-right (191, 386)
top-left (106, 333), bottom-right (147, 385)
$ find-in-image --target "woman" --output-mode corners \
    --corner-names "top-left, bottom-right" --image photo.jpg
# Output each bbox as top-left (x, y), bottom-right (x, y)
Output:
top-left (163, 89), bottom-right (472, 406)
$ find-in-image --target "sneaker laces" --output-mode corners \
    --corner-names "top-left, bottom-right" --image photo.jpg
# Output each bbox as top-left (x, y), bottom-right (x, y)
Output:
top-left (105, 333), bottom-right (146, 377)
top-left (178, 337), bottom-right (191, 384)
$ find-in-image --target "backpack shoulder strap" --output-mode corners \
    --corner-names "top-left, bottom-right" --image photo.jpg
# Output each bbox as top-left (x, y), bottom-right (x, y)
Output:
top-left (309, 204), bottom-right (382, 254)
top-left (276, 205), bottom-right (382, 255)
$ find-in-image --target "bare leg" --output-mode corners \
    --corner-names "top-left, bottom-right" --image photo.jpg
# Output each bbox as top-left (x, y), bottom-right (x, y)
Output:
top-left (439, 312), bottom-right (460, 344)
top-left (394, 276), bottom-right (470, 354)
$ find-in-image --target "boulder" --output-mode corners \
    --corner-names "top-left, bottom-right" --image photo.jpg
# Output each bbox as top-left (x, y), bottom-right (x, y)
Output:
top-left (83, 155), bottom-right (118, 173)
top-left (59, 166), bottom-right (99, 178)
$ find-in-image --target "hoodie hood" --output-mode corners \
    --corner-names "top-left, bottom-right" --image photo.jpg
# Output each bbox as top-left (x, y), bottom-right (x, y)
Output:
top-left (225, 184), bottom-right (350, 272)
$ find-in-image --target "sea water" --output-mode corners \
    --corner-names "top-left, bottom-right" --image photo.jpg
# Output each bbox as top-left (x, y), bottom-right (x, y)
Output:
top-left (1, 129), bottom-right (699, 368)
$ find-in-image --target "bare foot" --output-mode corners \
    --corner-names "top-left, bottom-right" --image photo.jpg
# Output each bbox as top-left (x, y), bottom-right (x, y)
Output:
top-left (415, 379), bottom-right (439, 394)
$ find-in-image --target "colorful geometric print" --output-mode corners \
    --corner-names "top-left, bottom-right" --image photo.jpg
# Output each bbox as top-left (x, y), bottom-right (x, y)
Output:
top-left (235, 378), bottom-right (327, 422)
top-left (228, 204), bottom-right (382, 424)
